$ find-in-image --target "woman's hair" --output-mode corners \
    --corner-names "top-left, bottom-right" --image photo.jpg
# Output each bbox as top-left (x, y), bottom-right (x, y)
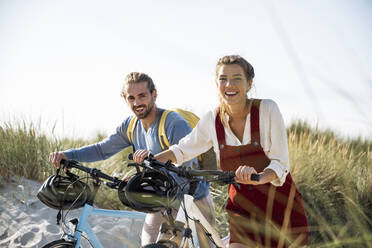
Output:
top-left (121, 72), bottom-right (156, 98)
top-left (216, 55), bottom-right (255, 126)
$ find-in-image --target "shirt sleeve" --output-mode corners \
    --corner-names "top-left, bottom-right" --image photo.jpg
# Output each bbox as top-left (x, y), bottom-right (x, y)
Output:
top-left (262, 100), bottom-right (290, 186)
top-left (170, 111), bottom-right (214, 165)
top-left (63, 118), bottom-right (132, 162)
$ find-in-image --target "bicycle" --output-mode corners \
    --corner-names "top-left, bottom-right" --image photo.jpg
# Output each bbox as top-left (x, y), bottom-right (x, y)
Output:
top-left (126, 154), bottom-right (260, 248)
top-left (40, 159), bottom-right (146, 248)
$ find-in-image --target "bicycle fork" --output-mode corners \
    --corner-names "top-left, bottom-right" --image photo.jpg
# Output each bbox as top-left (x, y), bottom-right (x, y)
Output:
top-left (176, 195), bottom-right (226, 248)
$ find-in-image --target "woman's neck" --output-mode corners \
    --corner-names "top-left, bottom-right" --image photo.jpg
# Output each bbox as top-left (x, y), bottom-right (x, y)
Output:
top-left (226, 99), bottom-right (251, 120)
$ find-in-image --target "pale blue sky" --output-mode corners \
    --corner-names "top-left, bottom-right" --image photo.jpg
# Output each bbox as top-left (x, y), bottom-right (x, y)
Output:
top-left (1, 0), bottom-right (371, 139)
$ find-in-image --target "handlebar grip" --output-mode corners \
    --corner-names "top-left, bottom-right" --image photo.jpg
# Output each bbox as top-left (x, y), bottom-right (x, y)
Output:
top-left (230, 172), bottom-right (260, 181)
top-left (128, 153), bottom-right (152, 162)
top-left (60, 159), bottom-right (78, 167)
top-left (128, 154), bottom-right (133, 160)
top-left (250, 174), bottom-right (260, 181)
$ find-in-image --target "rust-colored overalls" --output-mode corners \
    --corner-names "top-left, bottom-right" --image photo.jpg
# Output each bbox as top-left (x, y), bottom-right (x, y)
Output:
top-left (216, 100), bottom-right (309, 247)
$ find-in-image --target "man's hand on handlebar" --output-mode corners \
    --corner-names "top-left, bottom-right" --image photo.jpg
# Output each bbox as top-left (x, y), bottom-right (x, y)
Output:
top-left (49, 152), bottom-right (67, 169)
top-left (133, 149), bottom-right (151, 164)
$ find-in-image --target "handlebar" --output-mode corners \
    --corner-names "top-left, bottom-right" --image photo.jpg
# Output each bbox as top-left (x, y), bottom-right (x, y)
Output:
top-left (60, 159), bottom-right (122, 188)
top-left (127, 154), bottom-right (260, 182)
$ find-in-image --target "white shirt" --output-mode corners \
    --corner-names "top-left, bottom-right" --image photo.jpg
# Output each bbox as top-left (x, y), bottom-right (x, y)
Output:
top-left (170, 99), bottom-right (289, 186)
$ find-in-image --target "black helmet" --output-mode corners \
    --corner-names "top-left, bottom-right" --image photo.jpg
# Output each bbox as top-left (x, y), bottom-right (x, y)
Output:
top-left (120, 170), bottom-right (180, 213)
top-left (117, 177), bottom-right (133, 209)
top-left (37, 174), bottom-right (91, 210)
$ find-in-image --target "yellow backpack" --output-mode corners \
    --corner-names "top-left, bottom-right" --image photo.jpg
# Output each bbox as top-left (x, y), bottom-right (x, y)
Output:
top-left (126, 108), bottom-right (217, 170)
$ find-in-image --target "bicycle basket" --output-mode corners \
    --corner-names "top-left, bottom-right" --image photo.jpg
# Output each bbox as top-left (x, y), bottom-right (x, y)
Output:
top-left (121, 170), bottom-right (180, 213)
top-left (37, 174), bottom-right (91, 210)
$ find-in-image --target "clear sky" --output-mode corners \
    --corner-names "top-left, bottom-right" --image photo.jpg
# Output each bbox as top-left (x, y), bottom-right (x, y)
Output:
top-left (1, 0), bottom-right (371, 139)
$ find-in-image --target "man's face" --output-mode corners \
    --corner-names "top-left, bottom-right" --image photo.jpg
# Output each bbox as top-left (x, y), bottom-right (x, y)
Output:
top-left (124, 82), bottom-right (157, 119)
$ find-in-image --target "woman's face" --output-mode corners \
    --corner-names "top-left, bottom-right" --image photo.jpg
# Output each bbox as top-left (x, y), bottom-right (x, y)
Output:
top-left (216, 64), bottom-right (251, 106)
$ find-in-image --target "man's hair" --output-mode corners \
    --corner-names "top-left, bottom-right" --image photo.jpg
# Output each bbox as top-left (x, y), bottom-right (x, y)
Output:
top-left (121, 72), bottom-right (156, 98)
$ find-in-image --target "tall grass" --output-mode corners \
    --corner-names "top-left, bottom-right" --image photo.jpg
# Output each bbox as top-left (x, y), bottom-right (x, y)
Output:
top-left (288, 121), bottom-right (372, 247)
top-left (0, 121), bottom-right (55, 183)
top-left (0, 120), bottom-right (134, 209)
top-left (1, 119), bottom-right (371, 247)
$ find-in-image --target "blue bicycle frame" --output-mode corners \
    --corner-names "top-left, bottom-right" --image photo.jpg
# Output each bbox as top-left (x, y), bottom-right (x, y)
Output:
top-left (66, 203), bottom-right (146, 248)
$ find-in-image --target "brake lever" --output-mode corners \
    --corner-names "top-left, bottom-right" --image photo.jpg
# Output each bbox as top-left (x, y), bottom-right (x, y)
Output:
top-left (104, 181), bottom-right (121, 189)
top-left (232, 182), bottom-right (241, 190)
top-left (65, 170), bottom-right (79, 181)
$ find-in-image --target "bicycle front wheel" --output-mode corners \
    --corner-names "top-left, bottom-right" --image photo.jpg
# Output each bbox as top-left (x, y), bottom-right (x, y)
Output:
top-left (41, 239), bottom-right (75, 248)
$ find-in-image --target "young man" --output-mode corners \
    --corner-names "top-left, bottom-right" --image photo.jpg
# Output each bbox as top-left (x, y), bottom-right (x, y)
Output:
top-left (49, 72), bottom-right (215, 247)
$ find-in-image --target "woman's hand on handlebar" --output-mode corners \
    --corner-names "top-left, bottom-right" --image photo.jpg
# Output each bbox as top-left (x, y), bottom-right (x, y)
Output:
top-left (235, 165), bottom-right (260, 185)
top-left (133, 149), bottom-right (178, 165)
top-left (133, 149), bottom-right (151, 164)
top-left (49, 152), bottom-right (67, 169)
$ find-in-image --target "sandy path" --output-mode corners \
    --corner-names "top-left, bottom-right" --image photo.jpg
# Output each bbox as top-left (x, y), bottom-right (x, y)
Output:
top-left (0, 177), bottom-right (145, 248)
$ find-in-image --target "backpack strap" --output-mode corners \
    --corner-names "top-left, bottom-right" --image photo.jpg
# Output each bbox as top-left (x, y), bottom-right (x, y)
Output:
top-left (158, 110), bottom-right (171, 150)
top-left (127, 110), bottom-right (171, 150)
top-left (126, 116), bottom-right (139, 144)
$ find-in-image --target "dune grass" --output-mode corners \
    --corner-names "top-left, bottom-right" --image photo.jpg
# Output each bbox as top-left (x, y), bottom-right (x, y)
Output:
top-left (287, 121), bottom-right (372, 247)
top-left (1, 119), bottom-right (371, 247)
top-left (0, 121), bottom-right (55, 183)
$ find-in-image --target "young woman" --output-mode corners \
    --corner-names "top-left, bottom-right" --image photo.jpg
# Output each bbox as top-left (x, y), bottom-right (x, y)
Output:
top-left (134, 55), bottom-right (309, 247)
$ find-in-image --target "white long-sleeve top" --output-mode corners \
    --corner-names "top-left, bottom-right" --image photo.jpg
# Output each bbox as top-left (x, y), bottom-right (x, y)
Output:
top-left (169, 99), bottom-right (290, 186)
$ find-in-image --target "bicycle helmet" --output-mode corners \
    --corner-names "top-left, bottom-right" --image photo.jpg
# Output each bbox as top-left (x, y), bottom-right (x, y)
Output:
top-left (37, 174), bottom-right (91, 210)
top-left (121, 170), bottom-right (180, 213)
top-left (117, 177), bottom-right (133, 208)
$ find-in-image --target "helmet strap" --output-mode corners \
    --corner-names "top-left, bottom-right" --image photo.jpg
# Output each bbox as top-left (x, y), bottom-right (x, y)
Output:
top-left (56, 209), bottom-right (62, 225)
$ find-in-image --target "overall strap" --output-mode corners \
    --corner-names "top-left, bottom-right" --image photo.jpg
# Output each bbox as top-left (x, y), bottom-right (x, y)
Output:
top-left (250, 99), bottom-right (261, 146)
top-left (215, 108), bottom-right (226, 146)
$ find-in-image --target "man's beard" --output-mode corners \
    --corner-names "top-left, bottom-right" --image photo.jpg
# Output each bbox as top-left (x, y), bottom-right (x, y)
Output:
top-left (133, 101), bottom-right (155, 119)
